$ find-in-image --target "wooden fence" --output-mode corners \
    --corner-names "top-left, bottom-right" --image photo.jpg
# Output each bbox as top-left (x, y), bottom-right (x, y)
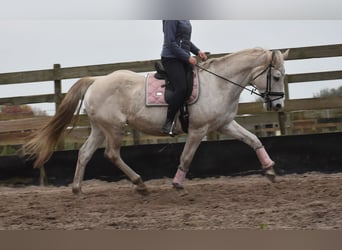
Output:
top-left (0, 44), bottom-right (342, 154)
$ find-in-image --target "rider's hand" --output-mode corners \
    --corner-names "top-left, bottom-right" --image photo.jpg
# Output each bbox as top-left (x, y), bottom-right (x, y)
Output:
top-left (198, 50), bottom-right (208, 61)
top-left (188, 56), bottom-right (197, 65)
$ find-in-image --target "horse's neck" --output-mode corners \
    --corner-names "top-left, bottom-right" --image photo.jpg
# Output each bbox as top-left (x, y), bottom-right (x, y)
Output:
top-left (201, 50), bottom-right (268, 104)
top-left (209, 51), bottom-right (267, 83)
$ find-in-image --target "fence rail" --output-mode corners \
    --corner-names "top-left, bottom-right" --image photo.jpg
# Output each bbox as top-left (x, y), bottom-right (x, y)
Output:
top-left (1, 44), bottom-right (342, 105)
top-left (1, 44), bottom-right (342, 153)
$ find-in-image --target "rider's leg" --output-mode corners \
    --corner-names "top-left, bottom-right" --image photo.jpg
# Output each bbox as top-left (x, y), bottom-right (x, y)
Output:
top-left (161, 57), bottom-right (188, 135)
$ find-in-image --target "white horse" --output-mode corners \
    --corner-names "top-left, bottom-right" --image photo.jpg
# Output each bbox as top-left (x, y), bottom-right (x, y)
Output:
top-left (23, 48), bottom-right (289, 194)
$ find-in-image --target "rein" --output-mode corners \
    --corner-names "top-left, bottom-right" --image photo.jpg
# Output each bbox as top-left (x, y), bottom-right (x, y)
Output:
top-left (195, 63), bottom-right (264, 99)
top-left (195, 50), bottom-right (284, 104)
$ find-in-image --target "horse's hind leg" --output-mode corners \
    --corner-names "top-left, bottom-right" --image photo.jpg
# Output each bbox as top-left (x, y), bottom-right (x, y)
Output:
top-left (219, 120), bottom-right (276, 182)
top-left (104, 130), bottom-right (148, 193)
top-left (72, 125), bottom-right (105, 194)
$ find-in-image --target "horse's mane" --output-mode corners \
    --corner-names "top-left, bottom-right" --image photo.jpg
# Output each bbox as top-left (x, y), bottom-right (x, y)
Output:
top-left (200, 47), bottom-right (269, 68)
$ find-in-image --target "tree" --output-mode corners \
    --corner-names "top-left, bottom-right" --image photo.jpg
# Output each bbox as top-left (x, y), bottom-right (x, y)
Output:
top-left (0, 105), bottom-right (47, 116)
top-left (0, 104), bottom-right (33, 114)
top-left (314, 86), bottom-right (342, 98)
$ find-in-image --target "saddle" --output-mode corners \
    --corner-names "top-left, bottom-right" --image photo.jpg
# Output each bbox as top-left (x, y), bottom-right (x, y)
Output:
top-left (154, 61), bottom-right (195, 104)
top-left (145, 62), bottom-right (199, 133)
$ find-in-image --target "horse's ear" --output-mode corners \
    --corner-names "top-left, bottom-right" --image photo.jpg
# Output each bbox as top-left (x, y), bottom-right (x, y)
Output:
top-left (282, 49), bottom-right (290, 60)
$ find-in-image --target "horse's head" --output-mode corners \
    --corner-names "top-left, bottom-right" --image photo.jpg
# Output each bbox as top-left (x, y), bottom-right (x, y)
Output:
top-left (252, 49), bottom-right (289, 111)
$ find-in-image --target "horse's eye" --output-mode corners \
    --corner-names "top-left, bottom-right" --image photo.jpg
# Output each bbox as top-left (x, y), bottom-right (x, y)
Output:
top-left (273, 75), bottom-right (280, 81)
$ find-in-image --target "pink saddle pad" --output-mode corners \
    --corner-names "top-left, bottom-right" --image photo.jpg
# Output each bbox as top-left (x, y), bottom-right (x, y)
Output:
top-left (145, 69), bottom-right (199, 106)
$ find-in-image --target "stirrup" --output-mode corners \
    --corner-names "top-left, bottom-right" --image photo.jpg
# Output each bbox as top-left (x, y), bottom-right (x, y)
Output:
top-left (168, 129), bottom-right (177, 137)
top-left (161, 121), bottom-right (177, 137)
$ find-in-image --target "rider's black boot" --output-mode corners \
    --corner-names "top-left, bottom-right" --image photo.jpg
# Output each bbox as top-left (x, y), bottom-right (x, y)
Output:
top-left (161, 107), bottom-right (177, 136)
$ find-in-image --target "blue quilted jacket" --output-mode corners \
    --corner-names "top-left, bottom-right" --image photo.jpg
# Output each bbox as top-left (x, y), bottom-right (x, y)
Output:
top-left (161, 20), bottom-right (200, 62)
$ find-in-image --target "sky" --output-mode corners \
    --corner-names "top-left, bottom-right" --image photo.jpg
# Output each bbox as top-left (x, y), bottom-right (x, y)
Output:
top-left (0, 0), bottom-right (341, 114)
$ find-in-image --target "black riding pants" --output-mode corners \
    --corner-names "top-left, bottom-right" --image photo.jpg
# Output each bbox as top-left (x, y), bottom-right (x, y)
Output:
top-left (161, 57), bottom-right (190, 118)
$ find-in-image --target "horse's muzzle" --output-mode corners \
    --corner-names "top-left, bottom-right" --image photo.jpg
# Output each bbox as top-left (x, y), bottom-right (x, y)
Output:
top-left (274, 103), bottom-right (283, 111)
top-left (264, 100), bottom-right (283, 112)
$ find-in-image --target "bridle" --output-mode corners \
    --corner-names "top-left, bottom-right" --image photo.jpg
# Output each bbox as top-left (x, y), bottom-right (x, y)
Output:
top-left (196, 50), bottom-right (285, 107)
top-left (250, 50), bottom-right (285, 109)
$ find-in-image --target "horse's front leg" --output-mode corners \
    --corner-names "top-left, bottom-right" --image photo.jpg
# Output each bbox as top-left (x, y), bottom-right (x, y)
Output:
top-left (219, 120), bottom-right (276, 182)
top-left (173, 128), bottom-right (207, 189)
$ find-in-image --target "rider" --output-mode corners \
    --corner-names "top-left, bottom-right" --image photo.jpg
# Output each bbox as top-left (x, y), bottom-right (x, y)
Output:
top-left (160, 20), bottom-right (207, 135)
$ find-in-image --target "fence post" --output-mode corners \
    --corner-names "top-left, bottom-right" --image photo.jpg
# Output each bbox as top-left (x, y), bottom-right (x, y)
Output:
top-left (132, 129), bottom-right (140, 145)
top-left (278, 75), bottom-right (290, 135)
top-left (284, 75), bottom-right (290, 100)
top-left (278, 112), bottom-right (286, 135)
top-left (54, 64), bottom-right (62, 112)
top-left (53, 64), bottom-right (65, 150)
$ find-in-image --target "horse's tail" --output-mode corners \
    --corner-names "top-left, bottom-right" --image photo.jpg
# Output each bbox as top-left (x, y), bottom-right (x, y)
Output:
top-left (22, 77), bottom-right (95, 168)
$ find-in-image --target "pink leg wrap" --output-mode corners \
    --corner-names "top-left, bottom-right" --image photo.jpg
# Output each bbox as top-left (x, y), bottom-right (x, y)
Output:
top-left (256, 147), bottom-right (274, 169)
top-left (172, 168), bottom-right (187, 186)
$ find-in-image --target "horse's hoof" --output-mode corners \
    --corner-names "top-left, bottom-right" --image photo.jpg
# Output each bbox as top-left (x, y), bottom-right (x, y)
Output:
top-left (266, 173), bottom-right (276, 183)
top-left (72, 186), bottom-right (83, 195)
top-left (135, 184), bottom-right (149, 196)
top-left (172, 182), bottom-right (184, 190)
top-left (264, 167), bottom-right (276, 183)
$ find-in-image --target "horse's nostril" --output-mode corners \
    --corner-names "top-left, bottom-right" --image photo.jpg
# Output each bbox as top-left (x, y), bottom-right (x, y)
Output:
top-left (275, 103), bottom-right (282, 109)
